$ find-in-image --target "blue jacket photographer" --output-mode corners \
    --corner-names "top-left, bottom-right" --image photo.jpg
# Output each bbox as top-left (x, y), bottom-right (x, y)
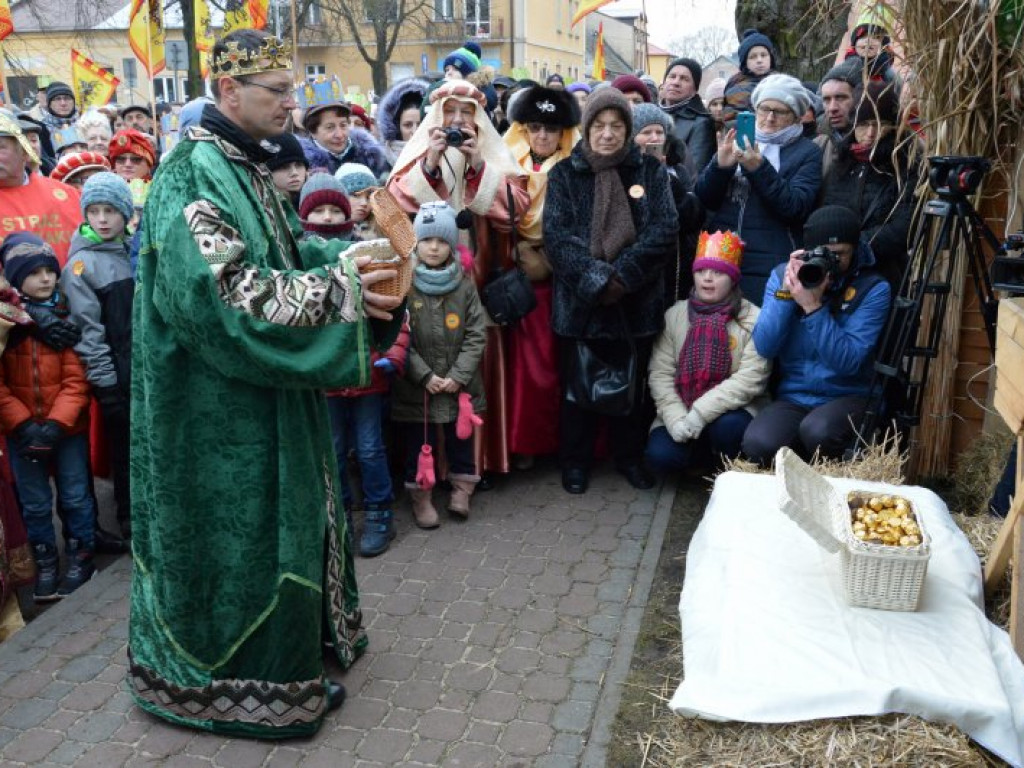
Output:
top-left (742, 205), bottom-right (892, 464)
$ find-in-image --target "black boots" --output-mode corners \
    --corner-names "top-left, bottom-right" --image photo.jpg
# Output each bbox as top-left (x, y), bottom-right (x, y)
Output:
top-left (57, 539), bottom-right (95, 597)
top-left (31, 543), bottom-right (60, 603)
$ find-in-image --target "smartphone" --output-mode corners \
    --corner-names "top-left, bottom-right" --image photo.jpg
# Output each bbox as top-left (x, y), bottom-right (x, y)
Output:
top-left (736, 111), bottom-right (756, 151)
top-left (643, 141), bottom-right (665, 160)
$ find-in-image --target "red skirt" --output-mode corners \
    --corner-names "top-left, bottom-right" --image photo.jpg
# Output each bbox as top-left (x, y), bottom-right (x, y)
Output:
top-left (506, 281), bottom-right (560, 456)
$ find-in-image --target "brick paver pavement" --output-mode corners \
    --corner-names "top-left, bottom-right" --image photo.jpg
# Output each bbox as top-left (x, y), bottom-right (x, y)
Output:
top-left (0, 467), bottom-right (674, 767)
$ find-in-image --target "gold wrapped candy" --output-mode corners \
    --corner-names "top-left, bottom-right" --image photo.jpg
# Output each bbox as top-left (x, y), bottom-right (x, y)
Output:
top-left (847, 493), bottom-right (922, 548)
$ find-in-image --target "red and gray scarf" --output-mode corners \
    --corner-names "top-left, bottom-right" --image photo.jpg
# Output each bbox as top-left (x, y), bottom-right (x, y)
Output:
top-left (675, 298), bottom-right (734, 408)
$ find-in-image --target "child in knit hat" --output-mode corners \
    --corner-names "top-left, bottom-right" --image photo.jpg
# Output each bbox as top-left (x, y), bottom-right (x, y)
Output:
top-left (266, 132), bottom-right (309, 208)
top-left (298, 172), bottom-right (353, 239)
top-left (723, 29), bottom-right (780, 122)
top-left (391, 202), bottom-right (486, 529)
top-left (645, 230), bottom-right (770, 475)
top-left (335, 162), bottom-right (382, 240)
top-left (0, 232), bottom-right (97, 601)
top-left (61, 171), bottom-right (136, 540)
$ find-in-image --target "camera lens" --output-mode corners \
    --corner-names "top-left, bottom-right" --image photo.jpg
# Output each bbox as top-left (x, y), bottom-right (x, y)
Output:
top-left (797, 263), bottom-right (825, 289)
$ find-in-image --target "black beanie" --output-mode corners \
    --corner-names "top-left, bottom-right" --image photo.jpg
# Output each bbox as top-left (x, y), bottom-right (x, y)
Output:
top-left (46, 81), bottom-right (75, 107)
top-left (265, 133), bottom-right (309, 172)
top-left (737, 29), bottom-right (776, 75)
top-left (664, 57), bottom-right (702, 90)
top-left (803, 205), bottom-right (861, 249)
top-left (852, 81), bottom-right (900, 125)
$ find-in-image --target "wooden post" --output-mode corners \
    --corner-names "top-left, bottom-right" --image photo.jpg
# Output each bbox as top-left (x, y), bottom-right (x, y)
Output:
top-left (0, 42), bottom-right (10, 107)
top-left (290, 0), bottom-right (298, 72)
top-left (986, 297), bottom-right (1024, 661)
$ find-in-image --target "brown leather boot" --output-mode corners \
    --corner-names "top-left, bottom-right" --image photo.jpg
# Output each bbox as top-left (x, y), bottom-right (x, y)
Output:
top-left (447, 474), bottom-right (480, 519)
top-left (406, 482), bottom-right (439, 529)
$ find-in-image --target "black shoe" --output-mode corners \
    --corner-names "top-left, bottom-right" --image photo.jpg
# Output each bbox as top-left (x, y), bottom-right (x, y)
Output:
top-left (31, 543), bottom-right (61, 603)
top-left (477, 472), bottom-right (496, 492)
top-left (562, 467), bottom-right (589, 495)
top-left (327, 681), bottom-right (346, 712)
top-left (57, 539), bottom-right (95, 597)
top-left (618, 463), bottom-right (655, 490)
top-left (94, 526), bottom-right (130, 555)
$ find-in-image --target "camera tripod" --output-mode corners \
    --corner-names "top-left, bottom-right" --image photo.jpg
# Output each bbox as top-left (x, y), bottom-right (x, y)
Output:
top-left (855, 155), bottom-right (1015, 447)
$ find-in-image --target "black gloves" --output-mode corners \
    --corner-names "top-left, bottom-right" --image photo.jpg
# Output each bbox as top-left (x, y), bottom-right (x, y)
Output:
top-left (24, 303), bottom-right (81, 351)
top-left (10, 419), bottom-right (63, 462)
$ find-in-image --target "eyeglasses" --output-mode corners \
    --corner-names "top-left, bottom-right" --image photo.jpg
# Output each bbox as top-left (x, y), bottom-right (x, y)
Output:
top-left (240, 80), bottom-right (296, 103)
top-left (755, 105), bottom-right (793, 119)
top-left (114, 154), bottom-right (147, 165)
top-left (525, 123), bottom-right (560, 135)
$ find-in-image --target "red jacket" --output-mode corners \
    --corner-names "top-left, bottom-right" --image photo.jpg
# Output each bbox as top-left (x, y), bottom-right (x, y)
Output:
top-left (328, 317), bottom-right (410, 398)
top-left (0, 333), bottom-right (90, 435)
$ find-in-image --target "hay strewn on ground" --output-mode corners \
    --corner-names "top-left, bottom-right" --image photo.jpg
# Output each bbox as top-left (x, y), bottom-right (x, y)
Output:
top-left (629, 438), bottom-right (1012, 768)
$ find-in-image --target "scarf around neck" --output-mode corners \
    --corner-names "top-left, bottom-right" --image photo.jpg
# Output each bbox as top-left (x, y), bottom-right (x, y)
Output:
top-left (752, 122), bottom-right (803, 172)
top-left (200, 106), bottom-right (274, 164)
top-left (581, 143), bottom-right (637, 262)
top-left (503, 121), bottom-right (579, 242)
top-left (675, 297), bottom-right (735, 408)
top-left (303, 220), bottom-right (354, 238)
top-left (413, 257), bottom-right (463, 295)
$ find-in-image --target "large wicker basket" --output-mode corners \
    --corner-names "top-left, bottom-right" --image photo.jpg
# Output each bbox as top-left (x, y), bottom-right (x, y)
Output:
top-left (774, 447), bottom-right (931, 611)
top-left (371, 187), bottom-right (416, 259)
top-left (348, 239), bottom-right (412, 299)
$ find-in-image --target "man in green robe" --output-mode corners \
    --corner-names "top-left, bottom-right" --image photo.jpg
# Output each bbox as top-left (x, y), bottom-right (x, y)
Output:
top-left (127, 30), bottom-right (403, 738)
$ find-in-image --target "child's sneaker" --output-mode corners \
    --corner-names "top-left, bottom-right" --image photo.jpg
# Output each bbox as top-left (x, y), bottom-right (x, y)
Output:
top-left (57, 539), bottom-right (95, 596)
top-left (359, 506), bottom-right (396, 557)
top-left (32, 543), bottom-right (61, 602)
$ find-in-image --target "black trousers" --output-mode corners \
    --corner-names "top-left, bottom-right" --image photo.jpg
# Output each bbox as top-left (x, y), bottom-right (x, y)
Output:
top-left (741, 396), bottom-right (868, 466)
top-left (557, 335), bottom-right (654, 471)
top-left (100, 402), bottom-right (131, 530)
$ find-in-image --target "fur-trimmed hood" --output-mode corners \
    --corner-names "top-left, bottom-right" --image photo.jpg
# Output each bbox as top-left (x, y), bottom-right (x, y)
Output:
top-left (378, 78), bottom-right (430, 142)
top-left (298, 127), bottom-right (391, 178)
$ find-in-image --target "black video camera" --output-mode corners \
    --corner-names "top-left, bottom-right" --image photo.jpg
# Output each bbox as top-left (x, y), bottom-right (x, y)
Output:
top-left (927, 155), bottom-right (990, 198)
top-left (443, 127), bottom-right (471, 147)
top-left (798, 246), bottom-right (841, 289)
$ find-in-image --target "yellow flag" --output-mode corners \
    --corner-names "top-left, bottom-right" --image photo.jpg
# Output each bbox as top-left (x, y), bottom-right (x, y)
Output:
top-left (223, 0), bottom-right (269, 33)
top-left (593, 23), bottom-right (606, 80)
top-left (0, 0), bottom-right (13, 42)
top-left (195, 0), bottom-right (214, 77)
top-left (71, 49), bottom-right (121, 109)
top-left (572, 0), bottom-right (613, 27)
top-left (129, 0), bottom-right (166, 77)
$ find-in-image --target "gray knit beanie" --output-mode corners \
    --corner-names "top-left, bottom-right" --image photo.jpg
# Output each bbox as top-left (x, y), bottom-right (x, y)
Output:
top-left (414, 202), bottom-right (459, 254)
top-left (631, 103), bottom-right (673, 138)
top-left (80, 171), bottom-right (134, 222)
top-left (751, 74), bottom-right (811, 118)
top-left (334, 163), bottom-right (378, 196)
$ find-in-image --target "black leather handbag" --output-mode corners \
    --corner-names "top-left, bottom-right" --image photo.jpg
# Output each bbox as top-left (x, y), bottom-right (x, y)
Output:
top-left (481, 185), bottom-right (537, 325)
top-left (563, 312), bottom-right (638, 416)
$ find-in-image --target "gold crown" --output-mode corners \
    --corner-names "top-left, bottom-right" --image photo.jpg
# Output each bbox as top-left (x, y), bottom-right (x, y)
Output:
top-left (209, 37), bottom-right (293, 79)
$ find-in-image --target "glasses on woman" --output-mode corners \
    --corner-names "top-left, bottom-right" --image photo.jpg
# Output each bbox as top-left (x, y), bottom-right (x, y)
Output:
top-left (755, 105), bottom-right (793, 120)
top-left (526, 123), bottom-right (560, 135)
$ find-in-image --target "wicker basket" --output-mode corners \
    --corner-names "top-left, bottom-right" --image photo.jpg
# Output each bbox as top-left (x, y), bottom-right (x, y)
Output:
top-left (371, 188), bottom-right (417, 259)
top-left (774, 447), bottom-right (931, 611)
top-left (347, 238), bottom-right (412, 299)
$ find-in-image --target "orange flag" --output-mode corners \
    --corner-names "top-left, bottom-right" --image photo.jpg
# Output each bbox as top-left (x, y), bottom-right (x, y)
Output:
top-left (71, 49), bottom-right (121, 109)
top-left (0, 0), bottom-right (13, 42)
top-left (129, 0), bottom-right (166, 77)
top-left (223, 0), bottom-right (269, 33)
top-left (593, 23), bottom-right (606, 80)
top-left (572, 0), bottom-right (614, 27)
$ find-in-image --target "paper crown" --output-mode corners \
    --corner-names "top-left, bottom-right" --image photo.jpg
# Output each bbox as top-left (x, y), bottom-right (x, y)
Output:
top-left (52, 125), bottom-right (85, 152)
top-left (693, 230), bottom-right (744, 281)
top-left (295, 76), bottom-right (345, 110)
top-left (209, 36), bottom-right (293, 80)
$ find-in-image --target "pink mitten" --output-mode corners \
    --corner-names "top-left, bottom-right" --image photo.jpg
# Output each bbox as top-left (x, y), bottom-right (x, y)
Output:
top-left (416, 444), bottom-right (435, 489)
top-left (456, 391), bottom-right (483, 440)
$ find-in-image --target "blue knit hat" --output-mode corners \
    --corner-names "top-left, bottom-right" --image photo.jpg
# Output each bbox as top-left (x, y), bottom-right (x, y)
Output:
top-left (414, 202), bottom-right (459, 255)
top-left (443, 47), bottom-right (481, 77)
top-left (334, 163), bottom-right (378, 196)
top-left (738, 29), bottom-right (776, 75)
top-left (0, 232), bottom-right (60, 291)
top-left (80, 171), bottom-right (135, 223)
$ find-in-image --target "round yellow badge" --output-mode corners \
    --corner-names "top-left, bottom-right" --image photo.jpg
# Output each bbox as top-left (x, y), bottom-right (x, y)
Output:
top-left (844, 286), bottom-right (857, 302)
top-left (53, 189), bottom-right (68, 201)
top-left (72, 260), bottom-right (86, 276)
top-left (728, 335), bottom-right (737, 351)
top-left (445, 312), bottom-right (460, 330)
top-left (629, 185), bottom-right (645, 199)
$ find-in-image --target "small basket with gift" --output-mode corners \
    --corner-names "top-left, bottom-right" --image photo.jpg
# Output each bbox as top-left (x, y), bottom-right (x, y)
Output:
top-left (775, 447), bottom-right (931, 611)
top-left (346, 188), bottom-right (415, 299)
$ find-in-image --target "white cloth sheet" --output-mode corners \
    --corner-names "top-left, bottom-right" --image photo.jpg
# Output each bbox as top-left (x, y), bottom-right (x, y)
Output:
top-left (668, 471), bottom-right (1024, 767)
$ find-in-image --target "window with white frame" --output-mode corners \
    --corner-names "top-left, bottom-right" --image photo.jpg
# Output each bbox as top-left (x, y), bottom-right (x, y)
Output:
top-left (465, 0), bottom-right (490, 37)
top-left (434, 0), bottom-right (455, 20)
top-left (306, 63), bottom-right (326, 81)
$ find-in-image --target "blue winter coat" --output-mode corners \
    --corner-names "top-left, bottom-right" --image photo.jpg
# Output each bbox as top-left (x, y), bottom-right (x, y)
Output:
top-left (544, 143), bottom-right (679, 340)
top-left (752, 241), bottom-right (891, 408)
top-left (695, 137), bottom-right (822, 305)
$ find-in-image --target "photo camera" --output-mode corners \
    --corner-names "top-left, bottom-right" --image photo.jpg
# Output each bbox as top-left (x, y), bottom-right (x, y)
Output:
top-left (798, 246), bottom-right (842, 289)
top-left (443, 127), bottom-right (471, 147)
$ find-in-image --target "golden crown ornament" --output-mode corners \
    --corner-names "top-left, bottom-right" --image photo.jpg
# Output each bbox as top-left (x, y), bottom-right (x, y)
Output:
top-left (210, 36), bottom-right (293, 79)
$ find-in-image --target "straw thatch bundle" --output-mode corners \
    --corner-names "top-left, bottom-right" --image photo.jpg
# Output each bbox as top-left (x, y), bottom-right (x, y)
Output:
top-left (632, 437), bottom-right (1012, 767)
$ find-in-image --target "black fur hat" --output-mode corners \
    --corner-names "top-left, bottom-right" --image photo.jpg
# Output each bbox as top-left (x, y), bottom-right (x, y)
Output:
top-left (509, 85), bottom-right (581, 129)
